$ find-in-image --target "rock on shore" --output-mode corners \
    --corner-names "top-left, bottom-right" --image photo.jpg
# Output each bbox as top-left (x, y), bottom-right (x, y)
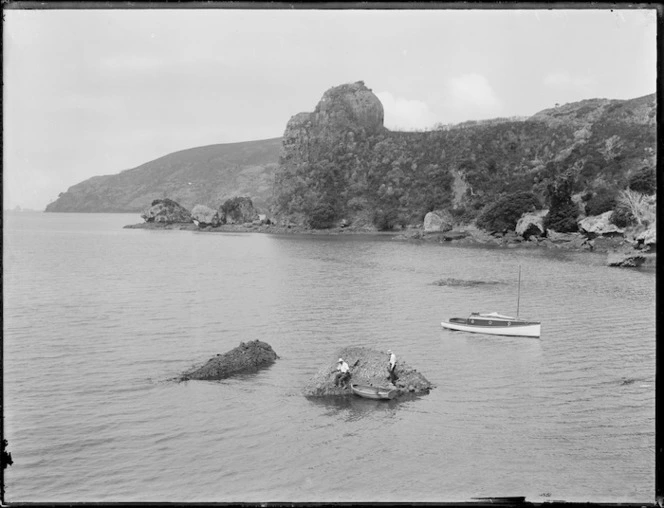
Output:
top-left (302, 346), bottom-right (434, 398)
top-left (141, 198), bottom-right (193, 224)
top-left (180, 340), bottom-right (279, 381)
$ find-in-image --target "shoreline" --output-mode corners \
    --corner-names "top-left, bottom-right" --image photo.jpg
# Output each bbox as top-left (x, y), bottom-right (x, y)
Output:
top-left (123, 221), bottom-right (656, 266)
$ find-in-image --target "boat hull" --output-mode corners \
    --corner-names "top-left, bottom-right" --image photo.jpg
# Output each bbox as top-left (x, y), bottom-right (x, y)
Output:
top-left (441, 319), bottom-right (541, 338)
top-left (350, 383), bottom-right (398, 400)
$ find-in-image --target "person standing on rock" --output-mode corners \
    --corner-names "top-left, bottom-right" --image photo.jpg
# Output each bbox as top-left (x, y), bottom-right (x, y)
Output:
top-left (387, 350), bottom-right (398, 384)
top-left (334, 358), bottom-right (351, 387)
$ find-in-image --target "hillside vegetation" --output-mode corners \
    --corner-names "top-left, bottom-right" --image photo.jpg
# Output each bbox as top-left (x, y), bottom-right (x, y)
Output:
top-left (45, 82), bottom-right (655, 233)
top-left (45, 138), bottom-right (281, 212)
top-left (274, 82), bottom-right (656, 231)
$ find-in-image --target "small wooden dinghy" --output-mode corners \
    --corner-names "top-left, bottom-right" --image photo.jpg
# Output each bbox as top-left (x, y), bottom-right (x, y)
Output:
top-left (350, 383), bottom-right (398, 400)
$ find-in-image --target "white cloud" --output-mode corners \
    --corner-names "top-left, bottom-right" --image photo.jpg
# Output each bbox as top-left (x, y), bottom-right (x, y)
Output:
top-left (543, 71), bottom-right (594, 91)
top-left (436, 73), bottom-right (503, 123)
top-left (446, 73), bottom-right (501, 109)
top-left (375, 91), bottom-right (437, 131)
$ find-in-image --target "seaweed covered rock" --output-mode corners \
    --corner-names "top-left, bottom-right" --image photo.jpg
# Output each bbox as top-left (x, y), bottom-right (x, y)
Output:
top-left (302, 346), bottom-right (434, 397)
top-left (141, 198), bottom-right (192, 224)
top-left (181, 340), bottom-right (278, 381)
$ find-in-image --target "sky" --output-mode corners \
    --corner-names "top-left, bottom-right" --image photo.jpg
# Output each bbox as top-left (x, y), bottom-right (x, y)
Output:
top-left (3, 5), bottom-right (658, 210)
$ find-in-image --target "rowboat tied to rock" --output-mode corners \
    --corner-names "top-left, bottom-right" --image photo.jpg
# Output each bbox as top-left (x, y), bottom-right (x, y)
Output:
top-left (350, 383), bottom-right (398, 400)
top-left (441, 312), bottom-right (541, 338)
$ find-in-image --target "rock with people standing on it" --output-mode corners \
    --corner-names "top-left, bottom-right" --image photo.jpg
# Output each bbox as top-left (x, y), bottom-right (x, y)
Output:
top-left (180, 340), bottom-right (279, 381)
top-left (302, 346), bottom-right (434, 397)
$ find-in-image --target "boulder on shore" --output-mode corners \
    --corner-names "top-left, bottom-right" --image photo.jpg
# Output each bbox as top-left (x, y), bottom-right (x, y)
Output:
top-left (191, 204), bottom-right (221, 228)
top-left (578, 211), bottom-right (624, 237)
top-left (180, 340), bottom-right (278, 381)
top-left (219, 196), bottom-right (259, 225)
top-left (628, 221), bottom-right (656, 251)
top-left (516, 210), bottom-right (548, 239)
top-left (423, 211), bottom-right (453, 232)
top-left (141, 198), bottom-right (192, 224)
top-left (302, 346), bottom-right (434, 398)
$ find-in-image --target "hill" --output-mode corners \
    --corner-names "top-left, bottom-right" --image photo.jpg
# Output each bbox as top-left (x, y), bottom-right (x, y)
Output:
top-left (45, 138), bottom-right (281, 213)
top-left (274, 82), bottom-right (656, 229)
top-left (45, 82), bottom-right (655, 225)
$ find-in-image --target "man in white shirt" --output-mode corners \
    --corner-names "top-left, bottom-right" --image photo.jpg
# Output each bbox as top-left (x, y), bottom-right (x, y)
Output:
top-left (387, 350), bottom-right (397, 383)
top-left (334, 358), bottom-right (351, 387)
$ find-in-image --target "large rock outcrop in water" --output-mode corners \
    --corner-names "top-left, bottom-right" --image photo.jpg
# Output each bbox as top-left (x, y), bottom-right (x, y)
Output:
top-left (181, 340), bottom-right (279, 381)
top-left (302, 346), bottom-right (434, 397)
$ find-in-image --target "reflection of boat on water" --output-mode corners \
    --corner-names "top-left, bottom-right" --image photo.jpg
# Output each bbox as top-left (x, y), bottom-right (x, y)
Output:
top-left (306, 393), bottom-right (399, 422)
top-left (350, 383), bottom-right (398, 400)
top-left (441, 312), bottom-right (541, 338)
top-left (440, 266), bottom-right (541, 338)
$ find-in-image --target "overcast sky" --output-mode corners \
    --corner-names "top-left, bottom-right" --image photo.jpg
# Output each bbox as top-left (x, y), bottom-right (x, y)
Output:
top-left (3, 5), bottom-right (658, 210)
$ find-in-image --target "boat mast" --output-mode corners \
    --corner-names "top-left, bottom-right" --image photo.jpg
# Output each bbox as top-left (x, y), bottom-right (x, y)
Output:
top-left (516, 265), bottom-right (521, 318)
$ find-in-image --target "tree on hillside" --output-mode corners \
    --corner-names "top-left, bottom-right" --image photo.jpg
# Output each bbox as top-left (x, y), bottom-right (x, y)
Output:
top-left (475, 191), bottom-right (541, 233)
top-left (582, 186), bottom-right (618, 216)
top-left (544, 171), bottom-right (579, 232)
top-left (612, 189), bottom-right (656, 227)
top-left (308, 202), bottom-right (337, 229)
top-left (628, 166), bottom-right (656, 195)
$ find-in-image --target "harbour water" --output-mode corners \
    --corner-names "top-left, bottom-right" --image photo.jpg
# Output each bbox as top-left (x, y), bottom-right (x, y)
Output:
top-left (2, 212), bottom-right (656, 503)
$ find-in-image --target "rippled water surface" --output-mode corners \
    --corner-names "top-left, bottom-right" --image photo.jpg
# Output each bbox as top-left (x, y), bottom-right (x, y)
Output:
top-left (2, 212), bottom-right (655, 503)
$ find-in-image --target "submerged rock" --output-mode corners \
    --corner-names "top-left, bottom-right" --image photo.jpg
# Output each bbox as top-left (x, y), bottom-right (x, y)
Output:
top-left (181, 340), bottom-right (278, 381)
top-left (302, 346), bottom-right (434, 398)
top-left (432, 278), bottom-right (501, 287)
top-left (607, 249), bottom-right (646, 268)
top-left (441, 230), bottom-right (471, 241)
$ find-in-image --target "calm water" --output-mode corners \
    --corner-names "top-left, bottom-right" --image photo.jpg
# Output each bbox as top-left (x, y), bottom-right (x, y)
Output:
top-left (2, 212), bottom-right (655, 503)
